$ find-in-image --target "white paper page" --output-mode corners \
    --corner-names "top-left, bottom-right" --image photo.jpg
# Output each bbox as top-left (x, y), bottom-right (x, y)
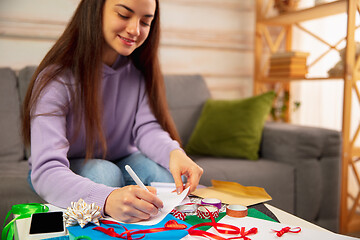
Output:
top-left (151, 182), bottom-right (192, 205)
top-left (150, 182), bottom-right (177, 193)
top-left (104, 187), bottom-right (190, 226)
top-left (184, 215), bottom-right (360, 240)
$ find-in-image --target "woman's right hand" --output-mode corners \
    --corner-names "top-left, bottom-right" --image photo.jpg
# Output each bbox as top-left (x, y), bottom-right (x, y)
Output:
top-left (104, 185), bottom-right (163, 223)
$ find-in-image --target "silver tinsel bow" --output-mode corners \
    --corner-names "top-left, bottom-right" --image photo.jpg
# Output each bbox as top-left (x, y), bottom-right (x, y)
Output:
top-left (63, 199), bottom-right (102, 228)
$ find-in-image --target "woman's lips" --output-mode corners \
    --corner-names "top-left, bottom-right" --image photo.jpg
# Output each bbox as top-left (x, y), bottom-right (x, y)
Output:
top-left (118, 35), bottom-right (135, 46)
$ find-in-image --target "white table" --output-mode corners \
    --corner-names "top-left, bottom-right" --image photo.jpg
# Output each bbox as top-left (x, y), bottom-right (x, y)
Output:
top-left (14, 203), bottom-right (333, 240)
top-left (264, 204), bottom-right (331, 233)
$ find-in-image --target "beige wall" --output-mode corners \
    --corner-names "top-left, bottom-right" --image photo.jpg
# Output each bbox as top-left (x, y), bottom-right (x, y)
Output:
top-left (160, 0), bottom-right (254, 99)
top-left (0, 0), bottom-right (254, 99)
top-left (0, 0), bottom-right (76, 68)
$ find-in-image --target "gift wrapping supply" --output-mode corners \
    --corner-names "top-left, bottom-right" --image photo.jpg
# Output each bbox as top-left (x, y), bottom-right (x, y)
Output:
top-left (171, 203), bottom-right (220, 220)
top-left (226, 204), bottom-right (248, 218)
top-left (171, 204), bottom-right (198, 220)
top-left (196, 205), bottom-right (220, 219)
top-left (170, 208), bottom-right (186, 220)
top-left (200, 198), bottom-right (222, 210)
top-left (177, 204), bottom-right (198, 213)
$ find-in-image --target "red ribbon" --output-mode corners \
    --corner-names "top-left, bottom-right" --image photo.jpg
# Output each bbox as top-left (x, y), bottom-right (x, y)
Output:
top-left (237, 227), bottom-right (258, 240)
top-left (272, 226), bottom-right (301, 237)
top-left (93, 227), bottom-right (123, 238)
top-left (188, 225), bottom-right (257, 240)
top-left (93, 211), bottom-right (259, 240)
top-left (94, 219), bottom-right (187, 240)
top-left (187, 206), bottom-right (257, 240)
top-left (120, 220), bottom-right (187, 239)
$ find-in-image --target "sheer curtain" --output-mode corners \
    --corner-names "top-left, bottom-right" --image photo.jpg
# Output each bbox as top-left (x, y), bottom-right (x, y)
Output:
top-left (290, 9), bottom-right (360, 202)
top-left (291, 13), bottom-right (349, 131)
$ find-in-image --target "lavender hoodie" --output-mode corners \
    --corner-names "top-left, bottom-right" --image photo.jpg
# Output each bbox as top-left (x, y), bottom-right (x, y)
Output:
top-left (29, 55), bottom-right (181, 210)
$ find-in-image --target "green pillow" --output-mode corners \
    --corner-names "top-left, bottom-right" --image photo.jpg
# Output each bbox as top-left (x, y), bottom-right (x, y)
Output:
top-left (185, 91), bottom-right (276, 160)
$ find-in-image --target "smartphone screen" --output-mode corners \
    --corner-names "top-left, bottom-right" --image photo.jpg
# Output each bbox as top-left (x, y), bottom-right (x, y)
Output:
top-left (29, 211), bottom-right (65, 235)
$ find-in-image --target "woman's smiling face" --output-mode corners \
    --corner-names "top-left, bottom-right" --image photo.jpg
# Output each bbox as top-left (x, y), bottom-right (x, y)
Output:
top-left (102, 0), bottom-right (156, 65)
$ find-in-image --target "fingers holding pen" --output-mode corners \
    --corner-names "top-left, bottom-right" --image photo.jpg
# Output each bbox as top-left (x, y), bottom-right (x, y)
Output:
top-left (139, 186), bottom-right (164, 210)
top-left (104, 185), bottom-right (163, 223)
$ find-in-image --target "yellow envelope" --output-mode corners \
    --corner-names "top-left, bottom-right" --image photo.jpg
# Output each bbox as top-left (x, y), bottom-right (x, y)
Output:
top-left (192, 180), bottom-right (272, 206)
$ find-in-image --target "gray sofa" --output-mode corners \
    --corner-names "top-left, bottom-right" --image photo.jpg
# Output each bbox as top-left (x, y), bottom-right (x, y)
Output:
top-left (1, 67), bottom-right (341, 232)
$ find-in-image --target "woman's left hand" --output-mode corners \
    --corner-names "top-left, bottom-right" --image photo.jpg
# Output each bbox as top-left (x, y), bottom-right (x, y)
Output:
top-left (169, 149), bottom-right (203, 195)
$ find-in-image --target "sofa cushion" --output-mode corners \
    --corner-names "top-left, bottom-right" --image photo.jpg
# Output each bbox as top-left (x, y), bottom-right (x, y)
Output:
top-left (18, 66), bottom-right (37, 106)
top-left (0, 162), bottom-right (44, 225)
top-left (164, 75), bottom-right (211, 146)
top-left (294, 159), bottom-right (322, 222)
top-left (185, 91), bottom-right (275, 160)
top-left (18, 66), bottom-right (37, 159)
top-left (0, 68), bottom-right (24, 162)
top-left (194, 156), bottom-right (295, 214)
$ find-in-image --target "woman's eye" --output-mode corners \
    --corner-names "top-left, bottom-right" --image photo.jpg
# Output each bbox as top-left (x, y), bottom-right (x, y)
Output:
top-left (118, 13), bottom-right (130, 19)
top-left (141, 21), bottom-right (150, 27)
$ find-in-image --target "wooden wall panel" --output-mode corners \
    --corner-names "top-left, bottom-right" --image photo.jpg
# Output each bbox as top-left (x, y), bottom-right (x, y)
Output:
top-left (0, 0), bottom-right (255, 99)
top-left (206, 76), bottom-right (253, 99)
top-left (0, 0), bottom-right (76, 68)
top-left (159, 0), bottom-right (255, 99)
top-left (0, 19), bottom-right (64, 41)
top-left (160, 0), bottom-right (254, 38)
top-left (160, 47), bottom-right (253, 77)
top-left (0, 0), bottom-right (77, 21)
top-left (0, 38), bottom-right (53, 68)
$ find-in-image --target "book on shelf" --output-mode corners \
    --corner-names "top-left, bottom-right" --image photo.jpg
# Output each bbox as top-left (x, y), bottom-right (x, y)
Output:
top-left (269, 64), bottom-right (307, 71)
top-left (269, 68), bottom-right (307, 74)
top-left (270, 51), bottom-right (310, 59)
top-left (269, 68), bottom-right (307, 77)
top-left (267, 51), bottom-right (309, 79)
top-left (269, 65), bottom-right (307, 73)
top-left (270, 57), bottom-right (307, 63)
top-left (270, 59), bottom-right (307, 65)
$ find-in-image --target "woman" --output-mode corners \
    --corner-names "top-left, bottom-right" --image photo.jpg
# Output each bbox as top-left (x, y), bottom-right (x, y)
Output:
top-left (22, 0), bottom-right (203, 223)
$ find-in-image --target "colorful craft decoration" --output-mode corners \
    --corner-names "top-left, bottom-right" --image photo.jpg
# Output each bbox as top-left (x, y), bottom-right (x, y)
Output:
top-left (187, 219), bottom-right (257, 240)
top-left (90, 213), bottom-right (258, 240)
top-left (63, 199), bottom-right (102, 228)
top-left (68, 203), bottom-right (303, 240)
top-left (94, 219), bottom-right (188, 239)
top-left (2, 203), bottom-right (49, 240)
top-left (171, 203), bottom-right (221, 220)
top-left (226, 204), bottom-right (248, 218)
top-left (196, 205), bottom-right (220, 219)
top-left (170, 208), bottom-right (187, 220)
top-left (201, 198), bottom-right (222, 209)
top-left (170, 203), bottom-right (200, 220)
top-left (66, 197), bottom-right (303, 240)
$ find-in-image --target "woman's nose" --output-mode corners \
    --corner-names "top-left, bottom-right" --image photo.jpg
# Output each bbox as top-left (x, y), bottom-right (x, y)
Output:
top-left (126, 18), bottom-right (140, 37)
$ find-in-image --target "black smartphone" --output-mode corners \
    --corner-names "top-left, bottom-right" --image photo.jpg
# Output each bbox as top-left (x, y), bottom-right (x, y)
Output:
top-left (29, 211), bottom-right (66, 239)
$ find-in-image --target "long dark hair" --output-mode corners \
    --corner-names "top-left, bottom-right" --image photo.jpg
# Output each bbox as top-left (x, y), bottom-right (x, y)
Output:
top-left (22, 0), bottom-right (181, 159)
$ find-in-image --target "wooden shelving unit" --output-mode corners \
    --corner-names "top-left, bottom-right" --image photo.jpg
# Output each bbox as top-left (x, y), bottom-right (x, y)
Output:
top-left (261, 0), bottom-right (347, 25)
top-left (254, 0), bottom-right (360, 234)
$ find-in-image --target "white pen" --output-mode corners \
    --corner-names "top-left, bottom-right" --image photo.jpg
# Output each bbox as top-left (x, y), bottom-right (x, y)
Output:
top-left (125, 165), bottom-right (150, 192)
top-left (125, 164), bottom-right (162, 213)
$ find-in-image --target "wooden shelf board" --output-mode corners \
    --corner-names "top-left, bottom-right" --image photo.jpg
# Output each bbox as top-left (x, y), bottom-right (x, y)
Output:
top-left (259, 76), bottom-right (343, 83)
top-left (260, 0), bottom-right (347, 25)
top-left (348, 213), bottom-right (360, 233)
